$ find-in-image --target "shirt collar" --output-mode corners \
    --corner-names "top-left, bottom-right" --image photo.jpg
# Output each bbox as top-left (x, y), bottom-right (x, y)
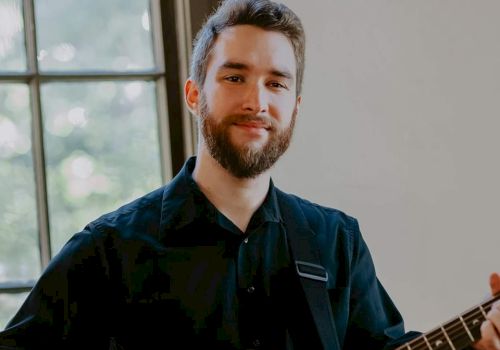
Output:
top-left (159, 156), bottom-right (282, 236)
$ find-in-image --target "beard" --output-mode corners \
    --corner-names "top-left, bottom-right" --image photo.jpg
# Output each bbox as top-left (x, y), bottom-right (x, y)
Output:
top-left (199, 92), bottom-right (297, 179)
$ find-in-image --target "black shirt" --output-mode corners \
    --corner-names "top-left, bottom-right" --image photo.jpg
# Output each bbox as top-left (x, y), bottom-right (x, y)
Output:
top-left (0, 157), bottom-right (412, 350)
top-left (164, 159), bottom-right (320, 349)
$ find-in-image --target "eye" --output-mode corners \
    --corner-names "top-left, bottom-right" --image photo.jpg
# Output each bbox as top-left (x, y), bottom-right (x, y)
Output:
top-left (224, 75), bottom-right (243, 83)
top-left (268, 81), bottom-right (288, 90)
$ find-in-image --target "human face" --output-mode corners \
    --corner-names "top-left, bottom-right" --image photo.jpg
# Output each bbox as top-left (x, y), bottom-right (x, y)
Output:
top-left (199, 90), bottom-right (297, 178)
top-left (187, 25), bottom-right (301, 178)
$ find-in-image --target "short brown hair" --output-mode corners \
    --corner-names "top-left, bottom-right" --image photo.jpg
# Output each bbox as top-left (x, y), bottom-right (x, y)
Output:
top-left (190, 0), bottom-right (306, 95)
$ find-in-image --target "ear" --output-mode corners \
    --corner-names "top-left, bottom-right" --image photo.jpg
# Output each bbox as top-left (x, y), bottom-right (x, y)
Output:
top-left (184, 78), bottom-right (201, 115)
top-left (295, 95), bottom-right (302, 113)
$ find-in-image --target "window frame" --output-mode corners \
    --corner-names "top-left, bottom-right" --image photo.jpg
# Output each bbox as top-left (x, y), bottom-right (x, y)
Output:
top-left (0, 0), bottom-right (193, 294)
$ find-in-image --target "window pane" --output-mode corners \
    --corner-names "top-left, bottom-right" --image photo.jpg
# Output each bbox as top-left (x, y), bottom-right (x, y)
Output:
top-left (0, 0), bottom-right (27, 72)
top-left (0, 84), bottom-right (40, 282)
top-left (0, 292), bottom-right (29, 330)
top-left (35, 0), bottom-right (155, 71)
top-left (41, 81), bottom-right (163, 254)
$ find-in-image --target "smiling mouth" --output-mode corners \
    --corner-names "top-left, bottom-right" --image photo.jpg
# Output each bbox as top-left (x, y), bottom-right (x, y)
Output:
top-left (233, 122), bottom-right (271, 130)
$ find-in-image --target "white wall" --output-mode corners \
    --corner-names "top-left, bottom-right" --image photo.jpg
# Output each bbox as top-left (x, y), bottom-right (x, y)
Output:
top-left (272, 0), bottom-right (500, 332)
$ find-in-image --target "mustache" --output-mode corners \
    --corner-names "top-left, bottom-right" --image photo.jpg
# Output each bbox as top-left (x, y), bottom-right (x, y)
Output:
top-left (223, 114), bottom-right (278, 131)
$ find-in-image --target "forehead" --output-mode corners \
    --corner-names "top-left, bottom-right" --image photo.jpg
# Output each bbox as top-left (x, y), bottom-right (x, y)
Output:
top-left (208, 24), bottom-right (296, 75)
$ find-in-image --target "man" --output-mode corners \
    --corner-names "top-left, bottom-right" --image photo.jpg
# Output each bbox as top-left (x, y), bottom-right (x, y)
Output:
top-left (1, 0), bottom-right (499, 349)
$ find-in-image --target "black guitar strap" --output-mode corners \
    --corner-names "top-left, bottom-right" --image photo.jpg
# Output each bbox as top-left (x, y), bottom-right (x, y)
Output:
top-left (277, 191), bottom-right (341, 350)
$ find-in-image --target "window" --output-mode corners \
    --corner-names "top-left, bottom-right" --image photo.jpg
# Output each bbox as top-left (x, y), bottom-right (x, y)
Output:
top-left (0, 0), bottom-right (192, 329)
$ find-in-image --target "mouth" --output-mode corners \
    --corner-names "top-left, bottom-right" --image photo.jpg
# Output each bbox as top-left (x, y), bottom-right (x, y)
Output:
top-left (233, 121), bottom-right (271, 130)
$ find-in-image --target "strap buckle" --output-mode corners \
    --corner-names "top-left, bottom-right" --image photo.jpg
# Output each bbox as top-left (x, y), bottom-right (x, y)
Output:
top-left (295, 261), bottom-right (328, 282)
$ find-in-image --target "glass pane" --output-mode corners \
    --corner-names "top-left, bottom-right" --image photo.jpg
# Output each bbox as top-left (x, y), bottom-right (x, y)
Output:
top-left (41, 81), bottom-right (163, 254)
top-left (35, 0), bottom-right (155, 71)
top-left (0, 292), bottom-right (29, 330)
top-left (0, 0), bottom-right (27, 71)
top-left (0, 84), bottom-right (40, 282)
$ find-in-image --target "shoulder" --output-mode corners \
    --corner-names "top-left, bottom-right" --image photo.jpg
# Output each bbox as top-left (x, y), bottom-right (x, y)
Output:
top-left (276, 188), bottom-right (360, 236)
top-left (85, 185), bottom-right (166, 241)
top-left (276, 188), bottom-right (368, 286)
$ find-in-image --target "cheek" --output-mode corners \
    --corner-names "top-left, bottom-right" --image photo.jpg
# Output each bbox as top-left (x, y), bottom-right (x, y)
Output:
top-left (212, 87), bottom-right (243, 112)
top-left (272, 97), bottom-right (297, 124)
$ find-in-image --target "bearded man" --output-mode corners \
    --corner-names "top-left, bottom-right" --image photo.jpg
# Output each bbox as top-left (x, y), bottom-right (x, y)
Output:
top-left (1, 0), bottom-right (499, 349)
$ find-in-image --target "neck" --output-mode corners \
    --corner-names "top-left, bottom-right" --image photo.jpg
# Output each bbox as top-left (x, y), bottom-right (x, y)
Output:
top-left (192, 146), bottom-right (271, 233)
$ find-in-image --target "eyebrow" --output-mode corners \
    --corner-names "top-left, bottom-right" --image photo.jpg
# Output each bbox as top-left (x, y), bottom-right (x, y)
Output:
top-left (219, 61), bottom-right (294, 80)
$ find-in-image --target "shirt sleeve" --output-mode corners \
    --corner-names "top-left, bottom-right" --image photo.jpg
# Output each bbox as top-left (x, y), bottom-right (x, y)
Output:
top-left (0, 229), bottom-right (112, 350)
top-left (342, 217), bottom-right (421, 350)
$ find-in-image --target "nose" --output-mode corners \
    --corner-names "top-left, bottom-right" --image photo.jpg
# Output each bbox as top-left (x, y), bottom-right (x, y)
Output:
top-left (241, 83), bottom-right (268, 114)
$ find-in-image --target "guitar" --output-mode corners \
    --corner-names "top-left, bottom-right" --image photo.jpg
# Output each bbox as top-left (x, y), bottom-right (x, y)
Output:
top-left (395, 294), bottom-right (500, 350)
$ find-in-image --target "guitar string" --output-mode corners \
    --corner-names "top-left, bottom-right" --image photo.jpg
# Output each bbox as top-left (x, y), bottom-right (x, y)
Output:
top-left (408, 295), bottom-right (499, 346)
top-left (406, 319), bottom-right (476, 350)
top-left (397, 295), bottom-right (500, 350)
top-left (397, 296), bottom-right (499, 350)
top-left (402, 309), bottom-right (489, 350)
top-left (404, 309), bottom-right (489, 350)
top-left (420, 298), bottom-right (495, 340)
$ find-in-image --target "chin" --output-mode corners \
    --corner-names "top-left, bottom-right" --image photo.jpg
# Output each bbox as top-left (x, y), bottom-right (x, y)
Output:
top-left (237, 141), bottom-right (267, 154)
top-left (231, 134), bottom-right (268, 149)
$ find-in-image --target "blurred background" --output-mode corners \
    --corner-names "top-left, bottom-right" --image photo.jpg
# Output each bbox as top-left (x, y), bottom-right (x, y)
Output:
top-left (0, 0), bottom-right (499, 334)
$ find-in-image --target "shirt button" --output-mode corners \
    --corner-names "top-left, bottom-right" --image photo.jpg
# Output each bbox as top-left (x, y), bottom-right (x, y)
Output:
top-left (243, 237), bottom-right (249, 244)
top-left (247, 285), bottom-right (255, 294)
